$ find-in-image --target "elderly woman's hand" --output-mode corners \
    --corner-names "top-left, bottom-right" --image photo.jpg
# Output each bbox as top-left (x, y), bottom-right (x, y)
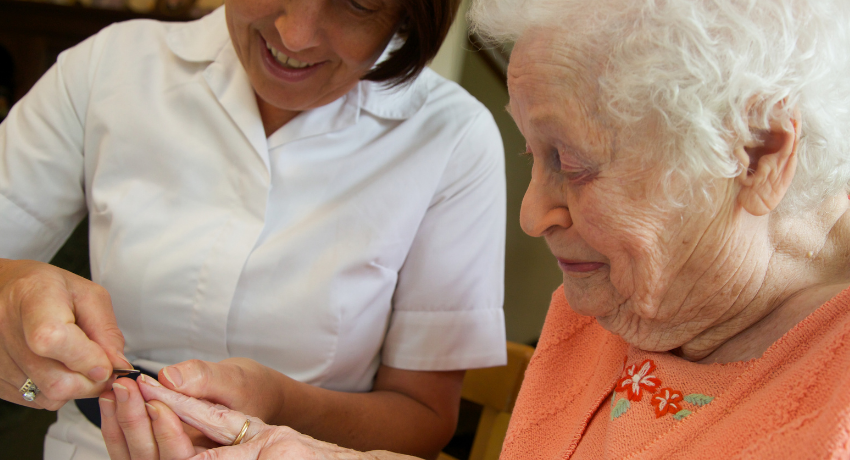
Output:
top-left (0, 259), bottom-right (129, 410)
top-left (144, 357), bottom-right (289, 450)
top-left (99, 375), bottom-right (419, 460)
top-left (144, 357), bottom-right (463, 458)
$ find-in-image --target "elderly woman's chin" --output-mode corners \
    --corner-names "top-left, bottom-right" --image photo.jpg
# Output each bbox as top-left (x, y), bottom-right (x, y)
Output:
top-left (560, 274), bottom-right (617, 317)
top-left (559, 275), bottom-right (646, 344)
top-left (561, 278), bottom-right (702, 354)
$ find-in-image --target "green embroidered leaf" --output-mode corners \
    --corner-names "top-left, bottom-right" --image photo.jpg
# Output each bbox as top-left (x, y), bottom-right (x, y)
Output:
top-left (672, 409), bottom-right (693, 420)
top-left (610, 398), bottom-right (631, 420)
top-left (684, 394), bottom-right (715, 407)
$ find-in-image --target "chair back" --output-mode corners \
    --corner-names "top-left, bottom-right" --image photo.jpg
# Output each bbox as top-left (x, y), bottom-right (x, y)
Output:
top-left (439, 341), bottom-right (535, 460)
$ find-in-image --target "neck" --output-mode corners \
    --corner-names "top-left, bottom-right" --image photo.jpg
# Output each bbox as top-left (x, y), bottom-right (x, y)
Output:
top-left (257, 95), bottom-right (300, 137)
top-left (681, 195), bottom-right (850, 364)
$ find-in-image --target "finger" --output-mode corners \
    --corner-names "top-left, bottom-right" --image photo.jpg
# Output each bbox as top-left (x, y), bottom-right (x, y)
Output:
top-left (113, 377), bottom-right (159, 459)
top-left (67, 279), bottom-right (130, 370)
top-left (0, 342), bottom-right (112, 410)
top-left (21, 278), bottom-right (128, 380)
top-left (100, 389), bottom-right (132, 460)
top-left (189, 428), bottom-right (357, 460)
top-left (138, 378), bottom-right (264, 446)
top-left (158, 360), bottom-right (232, 404)
top-left (169, 395), bottom-right (226, 450)
top-left (189, 444), bottom-right (262, 460)
top-left (0, 347), bottom-right (43, 408)
top-left (0, 376), bottom-right (41, 409)
top-left (158, 358), bottom-right (275, 421)
top-left (183, 422), bottom-right (222, 450)
top-left (20, 360), bottom-right (119, 409)
top-left (146, 399), bottom-right (197, 460)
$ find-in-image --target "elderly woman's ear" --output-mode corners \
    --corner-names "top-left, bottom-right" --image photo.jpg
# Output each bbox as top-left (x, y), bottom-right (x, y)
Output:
top-left (734, 105), bottom-right (802, 216)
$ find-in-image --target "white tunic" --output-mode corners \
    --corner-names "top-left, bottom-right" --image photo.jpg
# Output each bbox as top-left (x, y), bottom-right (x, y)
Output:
top-left (0, 8), bottom-right (506, 459)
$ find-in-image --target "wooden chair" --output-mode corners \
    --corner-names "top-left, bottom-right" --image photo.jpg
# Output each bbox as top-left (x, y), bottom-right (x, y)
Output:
top-left (438, 341), bottom-right (535, 460)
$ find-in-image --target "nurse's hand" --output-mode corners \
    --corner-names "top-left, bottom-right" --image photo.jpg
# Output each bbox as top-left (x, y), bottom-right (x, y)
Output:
top-left (100, 374), bottom-right (418, 460)
top-left (0, 259), bottom-right (130, 410)
top-left (155, 358), bottom-right (283, 424)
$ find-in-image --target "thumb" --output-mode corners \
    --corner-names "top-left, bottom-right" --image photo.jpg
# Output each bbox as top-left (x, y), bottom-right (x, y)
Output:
top-left (160, 360), bottom-right (236, 407)
top-left (160, 359), bottom-right (282, 423)
top-left (68, 280), bottom-right (130, 370)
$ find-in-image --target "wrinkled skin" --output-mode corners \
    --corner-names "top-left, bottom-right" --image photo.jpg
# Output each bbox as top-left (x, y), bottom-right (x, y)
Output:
top-left (507, 30), bottom-right (850, 362)
top-left (96, 354), bottom-right (462, 458)
top-left (100, 375), bottom-right (418, 460)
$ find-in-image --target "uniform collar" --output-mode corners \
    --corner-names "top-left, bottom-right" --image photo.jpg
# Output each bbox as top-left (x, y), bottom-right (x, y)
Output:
top-left (356, 34), bottom-right (432, 120)
top-left (166, 6), bottom-right (230, 63)
top-left (356, 69), bottom-right (432, 121)
top-left (165, 5), bottom-right (430, 122)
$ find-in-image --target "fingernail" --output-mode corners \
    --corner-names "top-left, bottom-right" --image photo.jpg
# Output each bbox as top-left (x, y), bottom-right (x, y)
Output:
top-left (162, 366), bottom-right (182, 388)
top-left (112, 383), bottom-right (129, 402)
top-left (88, 367), bottom-right (108, 382)
top-left (139, 374), bottom-right (162, 387)
top-left (118, 353), bottom-right (133, 369)
top-left (100, 398), bottom-right (116, 418)
top-left (145, 403), bottom-right (159, 421)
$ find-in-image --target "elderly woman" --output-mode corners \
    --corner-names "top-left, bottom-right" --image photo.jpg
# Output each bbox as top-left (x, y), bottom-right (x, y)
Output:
top-left (483, 0), bottom-right (850, 456)
top-left (101, 0), bottom-right (850, 457)
top-left (0, 0), bottom-right (507, 458)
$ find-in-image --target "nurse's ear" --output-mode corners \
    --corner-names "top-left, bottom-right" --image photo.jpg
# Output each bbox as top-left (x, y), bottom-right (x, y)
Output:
top-left (734, 105), bottom-right (801, 216)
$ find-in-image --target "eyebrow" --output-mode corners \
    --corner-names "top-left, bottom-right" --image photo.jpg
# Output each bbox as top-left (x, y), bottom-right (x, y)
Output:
top-left (531, 114), bottom-right (600, 165)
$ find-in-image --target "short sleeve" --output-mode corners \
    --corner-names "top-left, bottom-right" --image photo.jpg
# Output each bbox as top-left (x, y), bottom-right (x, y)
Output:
top-left (382, 109), bottom-right (507, 370)
top-left (0, 30), bottom-right (102, 260)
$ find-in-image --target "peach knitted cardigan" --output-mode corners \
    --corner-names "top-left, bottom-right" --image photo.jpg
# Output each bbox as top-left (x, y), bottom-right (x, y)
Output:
top-left (501, 285), bottom-right (850, 459)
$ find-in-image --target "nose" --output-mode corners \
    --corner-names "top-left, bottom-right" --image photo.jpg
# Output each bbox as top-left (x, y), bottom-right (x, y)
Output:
top-left (275, 0), bottom-right (323, 52)
top-left (519, 167), bottom-right (572, 237)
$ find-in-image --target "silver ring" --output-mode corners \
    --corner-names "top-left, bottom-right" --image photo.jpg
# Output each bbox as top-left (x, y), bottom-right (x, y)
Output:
top-left (19, 378), bottom-right (39, 402)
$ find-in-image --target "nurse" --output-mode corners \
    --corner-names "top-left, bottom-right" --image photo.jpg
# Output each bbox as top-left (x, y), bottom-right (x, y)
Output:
top-left (0, 0), bottom-right (506, 458)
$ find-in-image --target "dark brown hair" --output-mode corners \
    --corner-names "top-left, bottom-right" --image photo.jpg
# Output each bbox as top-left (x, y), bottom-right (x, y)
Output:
top-left (363, 0), bottom-right (462, 87)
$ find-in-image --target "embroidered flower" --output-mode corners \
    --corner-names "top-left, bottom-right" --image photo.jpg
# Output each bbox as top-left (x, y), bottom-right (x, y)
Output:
top-left (651, 387), bottom-right (684, 418)
top-left (616, 359), bottom-right (661, 401)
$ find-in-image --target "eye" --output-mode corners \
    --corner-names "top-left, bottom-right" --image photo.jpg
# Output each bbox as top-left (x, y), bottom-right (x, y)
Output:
top-left (557, 151), bottom-right (596, 184)
top-left (523, 144), bottom-right (594, 183)
top-left (347, 0), bottom-right (377, 13)
top-left (561, 168), bottom-right (593, 183)
top-left (521, 145), bottom-right (570, 171)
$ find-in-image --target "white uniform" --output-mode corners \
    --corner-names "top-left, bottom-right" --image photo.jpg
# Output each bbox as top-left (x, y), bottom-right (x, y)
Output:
top-left (0, 7), bottom-right (507, 460)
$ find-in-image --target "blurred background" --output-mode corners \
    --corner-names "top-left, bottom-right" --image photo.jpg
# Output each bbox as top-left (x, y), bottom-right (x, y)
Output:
top-left (0, 0), bottom-right (563, 457)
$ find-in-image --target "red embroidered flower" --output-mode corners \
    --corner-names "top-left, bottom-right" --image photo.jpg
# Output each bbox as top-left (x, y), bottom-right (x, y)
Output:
top-left (616, 359), bottom-right (661, 401)
top-left (651, 387), bottom-right (684, 418)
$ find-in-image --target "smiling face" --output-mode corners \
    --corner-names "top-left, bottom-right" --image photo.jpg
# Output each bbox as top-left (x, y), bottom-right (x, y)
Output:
top-left (225, 0), bottom-right (402, 118)
top-left (508, 31), bottom-right (767, 353)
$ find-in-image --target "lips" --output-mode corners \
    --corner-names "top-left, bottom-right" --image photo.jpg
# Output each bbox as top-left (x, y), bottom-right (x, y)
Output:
top-left (557, 258), bottom-right (605, 273)
top-left (259, 36), bottom-right (325, 83)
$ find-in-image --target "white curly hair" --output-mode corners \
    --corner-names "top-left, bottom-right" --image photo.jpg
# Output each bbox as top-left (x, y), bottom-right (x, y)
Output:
top-left (470, 0), bottom-right (850, 213)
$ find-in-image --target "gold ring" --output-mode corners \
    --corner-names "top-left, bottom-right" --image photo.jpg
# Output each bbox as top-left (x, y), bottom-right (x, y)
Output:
top-left (19, 378), bottom-right (39, 402)
top-left (231, 419), bottom-right (250, 446)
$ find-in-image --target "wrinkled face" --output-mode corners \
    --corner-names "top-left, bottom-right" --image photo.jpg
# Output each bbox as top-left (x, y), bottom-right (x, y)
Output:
top-left (225, 0), bottom-right (402, 113)
top-left (508, 32), bottom-right (749, 352)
